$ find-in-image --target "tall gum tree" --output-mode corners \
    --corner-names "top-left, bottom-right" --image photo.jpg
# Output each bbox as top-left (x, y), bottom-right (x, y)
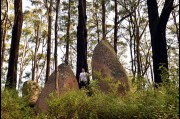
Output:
top-left (101, 0), bottom-right (106, 40)
top-left (114, 0), bottom-right (118, 53)
top-left (1, 0), bottom-right (9, 75)
top-left (147, 0), bottom-right (175, 84)
top-left (54, 0), bottom-right (60, 96)
top-left (6, 0), bottom-right (23, 89)
top-left (45, 0), bottom-right (53, 83)
top-left (65, 0), bottom-right (71, 65)
top-left (76, 0), bottom-right (88, 84)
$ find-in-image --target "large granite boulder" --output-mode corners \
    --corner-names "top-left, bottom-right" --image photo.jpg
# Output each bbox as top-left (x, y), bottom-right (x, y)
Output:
top-left (92, 40), bottom-right (130, 94)
top-left (22, 80), bottom-right (41, 106)
top-left (35, 63), bottom-right (79, 113)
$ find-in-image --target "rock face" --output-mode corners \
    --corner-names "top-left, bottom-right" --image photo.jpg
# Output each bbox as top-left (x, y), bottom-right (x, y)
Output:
top-left (92, 40), bottom-right (130, 94)
top-left (35, 63), bottom-right (79, 113)
top-left (22, 80), bottom-right (41, 106)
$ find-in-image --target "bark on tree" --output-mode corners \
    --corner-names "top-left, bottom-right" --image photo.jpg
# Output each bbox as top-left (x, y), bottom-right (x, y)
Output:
top-left (54, 0), bottom-right (60, 96)
top-left (129, 15), bottom-right (137, 79)
top-left (127, 16), bottom-right (136, 80)
top-left (32, 25), bottom-right (40, 82)
top-left (65, 0), bottom-right (71, 65)
top-left (96, 12), bottom-right (100, 43)
top-left (36, 35), bottom-right (46, 82)
top-left (1, 0), bottom-right (9, 77)
top-left (45, 0), bottom-right (53, 83)
top-left (134, 11), bottom-right (141, 77)
top-left (114, 0), bottom-right (118, 53)
top-left (172, 10), bottom-right (179, 44)
top-left (95, 14), bottom-right (100, 42)
top-left (147, 0), bottom-right (174, 83)
top-left (93, 1), bottom-right (100, 43)
top-left (102, 0), bottom-right (106, 40)
top-left (76, 0), bottom-right (88, 84)
top-left (1, 19), bottom-right (7, 73)
top-left (129, 31), bottom-right (136, 80)
top-left (6, 0), bottom-right (23, 89)
top-left (18, 39), bottom-right (28, 92)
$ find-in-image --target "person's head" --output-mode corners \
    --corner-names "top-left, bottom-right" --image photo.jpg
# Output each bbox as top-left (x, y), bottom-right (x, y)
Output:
top-left (82, 68), bottom-right (85, 72)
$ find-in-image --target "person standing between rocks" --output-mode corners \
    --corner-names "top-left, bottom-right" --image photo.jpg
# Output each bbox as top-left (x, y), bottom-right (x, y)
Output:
top-left (79, 68), bottom-right (90, 89)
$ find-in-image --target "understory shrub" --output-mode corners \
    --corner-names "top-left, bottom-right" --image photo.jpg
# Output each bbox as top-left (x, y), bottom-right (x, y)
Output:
top-left (1, 89), bottom-right (35, 119)
top-left (1, 69), bottom-right (179, 119)
top-left (46, 73), bottom-right (179, 119)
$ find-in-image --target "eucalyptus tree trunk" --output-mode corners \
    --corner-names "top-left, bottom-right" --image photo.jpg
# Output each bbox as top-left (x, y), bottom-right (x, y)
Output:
top-left (45, 0), bottom-right (53, 83)
top-left (96, 12), bottom-right (100, 43)
top-left (102, 0), bottom-right (106, 40)
top-left (134, 10), bottom-right (141, 78)
top-left (147, 0), bottom-right (174, 83)
top-left (32, 25), bottom-right (40, 82)
top-left (76, 0), bottom-right (88, 84)
top-left (54, 0), bottom-right (60, 96)
top-left (1, 0), bottom-right (9, 78)
top-left (93, 0), bottom-right (100, 43)
top-left (65, 0), bottom-right (71, 65)
top-left (6, 0), bottom-right (23, 89)
top-left (18, 39), bottom-right (28, 92)
top-left (114, 0), bottom-right (118, 53)
top-left (172, 10), bottom-right (179, 44)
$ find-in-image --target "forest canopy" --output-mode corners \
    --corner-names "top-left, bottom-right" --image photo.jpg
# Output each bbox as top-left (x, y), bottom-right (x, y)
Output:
top-left (1, 0), bottom-right (179, 89)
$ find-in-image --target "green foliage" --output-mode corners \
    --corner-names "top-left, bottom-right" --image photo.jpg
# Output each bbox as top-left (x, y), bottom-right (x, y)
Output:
top-left (1, 70), bottom-right (179, 119)
top-left (45, 72), bottom-right (179, 119)
top-left (1, 89), bottom-right (35, 119)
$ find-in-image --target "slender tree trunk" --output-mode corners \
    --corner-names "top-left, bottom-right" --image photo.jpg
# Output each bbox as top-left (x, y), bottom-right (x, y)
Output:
top-left (6, 0), bottom-right (23, 89)
top-left (1, 0), bottom-right (9, 77)
top-left (172, 10), bottom-right (179, 44)
top-left (95, 11), bottom-right (100, 43)
top-left (114, 0), bottom-right (118, 53)
top-left (45, 0), bottom-right (53, 83)
top-left (54, 0), bottom-right (60, 96)
top-left (36, 64), bottom-right (39, 83)
top-left (76, 0), bottom-right (88, 84)
top-left (142, 45), bottom-right (151, 77)
top-left (130, 36), bottom-right (135, 81)
top-left (128, 17), bottom-right (135, 81)
top-left (130, 39), bottom-right (135, 81)
top-left (37, 59), bottom-right (46, 81)
top-left (69, 49), bottom-right (72, 67)
top-left (129, 14), bottom-right (137, 79)
top-left (32, 25), bottom-right (40, 82)
top-left (147, 0), bottom-right (174, 83)
top-left (93, 0), bottom-right (100, 43)
top-left (133, 25), bottom-right (137, 78)
top-left (102, 0), bottom-right (106, 40)
top-left (1, 17), bottom-right (7, 71)
top-left (18, 39), bottom-right (27, 93)
top-left (65, 0), bottom-right (71, 65)
top-left (134, 11), bottom-right (141, 77)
